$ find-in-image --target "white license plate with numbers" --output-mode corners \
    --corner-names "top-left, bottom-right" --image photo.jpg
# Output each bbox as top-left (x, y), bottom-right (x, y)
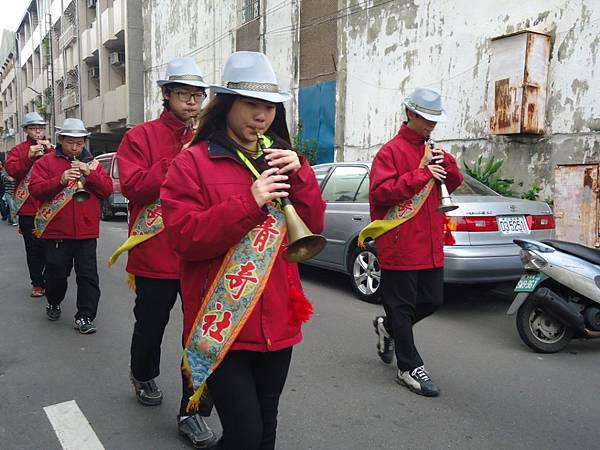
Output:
top-left (498, 216), bottom-right (529, 235)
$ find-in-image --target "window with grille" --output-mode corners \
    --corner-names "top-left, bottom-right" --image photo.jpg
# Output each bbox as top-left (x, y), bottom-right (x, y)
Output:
top-left (240, 0), bottom-right (260, 24)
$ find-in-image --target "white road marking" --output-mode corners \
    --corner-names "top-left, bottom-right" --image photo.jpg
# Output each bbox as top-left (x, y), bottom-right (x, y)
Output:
top-left (44, 400), bottom-right (105, 450)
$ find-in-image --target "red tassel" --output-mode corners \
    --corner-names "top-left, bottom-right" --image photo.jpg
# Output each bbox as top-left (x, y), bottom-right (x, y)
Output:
top-left (287, 264), bottom-right (313, 326)
top-left (443, 216), bottom-right (456, 246)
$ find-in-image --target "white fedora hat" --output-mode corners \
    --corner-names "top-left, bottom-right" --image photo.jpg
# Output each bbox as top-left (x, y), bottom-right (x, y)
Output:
top-left (57, 118), bottom-right (90, 138)
top-left (157, 57), bottom-right (209, 88)
top-left (211, 51), bottom-right (291, 103)
top-left (22, 112), bottom-right (47, 128)
top-left (404, 87), bottom-right (448, 122)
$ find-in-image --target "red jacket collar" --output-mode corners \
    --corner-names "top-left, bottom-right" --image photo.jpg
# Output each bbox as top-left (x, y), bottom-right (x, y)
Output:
top-left (159, 109), bottom-right (189, 134)
top-left (398, 123), bottom-right (426, 146)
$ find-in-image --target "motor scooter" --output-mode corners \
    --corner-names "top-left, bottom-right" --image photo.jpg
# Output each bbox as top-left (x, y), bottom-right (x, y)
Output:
top-left (507, 238), bottom-right (600, 353)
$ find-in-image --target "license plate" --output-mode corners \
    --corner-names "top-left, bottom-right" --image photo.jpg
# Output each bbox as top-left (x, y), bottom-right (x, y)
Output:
top-left (498, 216), bottom-right (528, 234)
top-left (514, 273), bottom-right (542, 292)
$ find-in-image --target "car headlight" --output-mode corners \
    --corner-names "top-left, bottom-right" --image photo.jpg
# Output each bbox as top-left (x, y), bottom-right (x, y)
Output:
top-left (520, 249), bottom-right (547, 270)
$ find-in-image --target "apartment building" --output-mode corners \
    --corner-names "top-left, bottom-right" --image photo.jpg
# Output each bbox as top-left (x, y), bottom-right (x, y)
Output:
top-left (13, 0), bottom-right (142, 154)
top-left (0, 30), bottom-right (18, 156)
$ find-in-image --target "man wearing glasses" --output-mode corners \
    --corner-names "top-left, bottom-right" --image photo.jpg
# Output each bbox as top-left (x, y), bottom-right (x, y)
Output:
top-left (5, 112), bottom-right (54, 298)
top-left (115, 57), bottom-right (216, 448)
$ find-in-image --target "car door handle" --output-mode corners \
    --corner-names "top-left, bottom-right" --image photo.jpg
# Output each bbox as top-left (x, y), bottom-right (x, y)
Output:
top-left (352, 216), bottom-right (363, 221)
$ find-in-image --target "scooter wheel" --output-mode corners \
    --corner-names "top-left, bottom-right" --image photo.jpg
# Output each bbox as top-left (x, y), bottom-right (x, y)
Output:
top-left (516, 296), bottom-right (574, 353)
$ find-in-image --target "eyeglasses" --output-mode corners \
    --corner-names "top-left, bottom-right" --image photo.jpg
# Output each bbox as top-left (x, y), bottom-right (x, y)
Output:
top-left (27, 126), bottom-right (46, 131)
top-left (63, 139), bottom-right (86, 147)
top-left (172, 90), bottom-right (206, 102)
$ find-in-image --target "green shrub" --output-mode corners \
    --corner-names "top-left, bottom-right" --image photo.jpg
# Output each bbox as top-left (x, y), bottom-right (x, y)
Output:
top-left (462, 155), bottom-right (517, 197)
top-left (293, 122), bottom-right (319, 166)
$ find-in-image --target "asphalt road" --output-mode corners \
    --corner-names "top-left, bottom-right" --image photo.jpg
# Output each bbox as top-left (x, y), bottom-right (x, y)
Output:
top-left (1, 219), bottom-right (599, 450)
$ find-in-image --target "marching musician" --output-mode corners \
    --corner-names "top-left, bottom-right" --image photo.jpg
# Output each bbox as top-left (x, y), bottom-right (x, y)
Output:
top-left (161, 51), bottom-right (325, 449)
top-left (5, 112), bottom-right (54, 297)
top-left (112, 57), bottom-right (216, 449)
top-left (29, 118), bottom-right (112, 334)
top-left (361, 87), bottom-right (463, 397)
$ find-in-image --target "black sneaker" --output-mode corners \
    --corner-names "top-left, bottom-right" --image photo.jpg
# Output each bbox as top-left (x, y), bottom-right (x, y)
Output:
top-left (396, 366), bottom-right (440, 397)
top-left (178, 414), bottom-right (218, 449)
top-left (74, 317), bottom-right (97, 334)
top-left (373, 316), bottom-right (394, 364)
top-left (130, 373), bottom-right (163, 406)
top-left (46, 304), bottom-right (61, 321)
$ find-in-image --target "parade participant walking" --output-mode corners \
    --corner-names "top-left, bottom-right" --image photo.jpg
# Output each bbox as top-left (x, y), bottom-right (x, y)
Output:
top-left (110, 57), bottom-right (216, 449)
top-left (161, 51), bottom-right (325, 450)
top-left (5, 112), bottom-right (53, 296)
top-left (29, 118), bottom-right (112, 333)
top-left (359, 87), bottom-right (463, 397)
top-left (1, 165), bottom-right (18, 226)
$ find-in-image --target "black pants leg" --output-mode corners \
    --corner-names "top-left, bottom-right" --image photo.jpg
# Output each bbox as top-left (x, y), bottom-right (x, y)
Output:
top-left (73, 239), bottom-right (101, 320)
top-left (19, 215), bottom-right (46, 288)
top-left (207, 348), bottom-right (293, 450)
top-left (130, 276), bottom-right (179, 381)
top-left (381, 268), bottom-right (444, 372)
top-left (43, 239), bottom-right (74, 306)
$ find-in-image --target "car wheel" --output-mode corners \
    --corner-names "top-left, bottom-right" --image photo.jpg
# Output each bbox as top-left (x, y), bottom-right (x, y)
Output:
top-left (349, 245), bottom-right (381, 303)
top-left (516, 295), bottom-right (574, 353)
top-left (101, 201), bottom-right (113, 221)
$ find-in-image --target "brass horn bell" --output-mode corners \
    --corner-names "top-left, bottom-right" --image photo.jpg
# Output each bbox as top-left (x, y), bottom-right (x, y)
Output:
top-left (437, 181), bottom-right (458, 213)
top-left (73, 178), bottom-right (90, 202)
top-left (281, 198), bottom-right (326, 263)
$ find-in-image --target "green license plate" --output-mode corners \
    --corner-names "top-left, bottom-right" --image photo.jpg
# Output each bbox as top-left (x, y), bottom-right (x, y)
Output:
top-left (514, 274), bottom-right (542, 292)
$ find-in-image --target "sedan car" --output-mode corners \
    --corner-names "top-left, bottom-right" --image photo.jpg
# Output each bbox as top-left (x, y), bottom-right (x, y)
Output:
top-left (305, 162), bottom-right (555, 303)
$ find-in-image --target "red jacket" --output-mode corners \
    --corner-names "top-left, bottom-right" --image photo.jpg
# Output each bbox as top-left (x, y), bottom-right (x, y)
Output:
top-left (116, 110), bottom-right (194, 279)
top-left (5, 137), bottom-right (54, 216)
top-left (29, 147), bottom-right (113, 239)
top-left (161, 140), bottom-right (326, 352)
top-left (370, 124), bottom-right (463, 270)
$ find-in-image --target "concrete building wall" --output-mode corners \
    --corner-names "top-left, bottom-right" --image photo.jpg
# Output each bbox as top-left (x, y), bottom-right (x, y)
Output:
top-left (338, 0), bottom-right (600, 200)
top-left (142, 0), bottom-right (237, 119)
top-left (142, 0), bottom-right (298, 125)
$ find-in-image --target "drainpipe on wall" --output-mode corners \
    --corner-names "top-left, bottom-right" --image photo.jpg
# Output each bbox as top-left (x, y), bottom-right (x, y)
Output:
top-left (15, 30), bottom-right (23, 142)
top-left (75, 0), bottom-right (83, 120)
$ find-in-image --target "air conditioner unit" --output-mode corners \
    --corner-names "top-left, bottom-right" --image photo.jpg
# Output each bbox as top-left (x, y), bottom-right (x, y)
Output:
top-left (109, 52), bottom-right (125, 67)
top-left (88, 67), bottom-right (100, 79)
top-left (88, 0), bottom-right (97, 8)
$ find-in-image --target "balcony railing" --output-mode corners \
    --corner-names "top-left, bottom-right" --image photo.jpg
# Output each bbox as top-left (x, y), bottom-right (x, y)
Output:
top-left (61, 90), bottom-right (79, 111)
top-left (59, 25), bottom-right (77, 49)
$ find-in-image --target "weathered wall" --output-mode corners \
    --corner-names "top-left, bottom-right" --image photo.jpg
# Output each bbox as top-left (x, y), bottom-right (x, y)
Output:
top-left (339, 0), bottom-right (600, 200)
top-left (142, 0), bottom-right (298, 126)
top-left (142, 0), bottom-right (236, 119)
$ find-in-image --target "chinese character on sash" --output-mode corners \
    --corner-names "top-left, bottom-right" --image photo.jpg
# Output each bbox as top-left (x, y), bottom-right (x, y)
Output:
top-left (145, 204), bottom-right (162, 227)
top-left (200, 302), bottom-right (232, 343)
top-left (224, 261), bottom-right (258, 301)
top-left (251, 215), bottom-right (280, 253)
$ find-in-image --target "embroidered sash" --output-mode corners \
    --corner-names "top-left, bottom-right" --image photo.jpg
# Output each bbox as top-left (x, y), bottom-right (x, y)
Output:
top-left (358, 147), bottom-right (434, 246)
top-left (33, 181), bottom-right (78, 238)
top-left (33, 159), bottom-right (98, 238)
top-left (14, 170), bottom-right (32, 212)
top-left (183, 205), bottom-right (286, 411)
top-left (108, 200), bottom-right (163, 264)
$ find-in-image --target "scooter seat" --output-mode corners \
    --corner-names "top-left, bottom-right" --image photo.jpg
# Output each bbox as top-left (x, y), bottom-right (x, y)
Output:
top-left (542, 240), bottom-right (600, 266)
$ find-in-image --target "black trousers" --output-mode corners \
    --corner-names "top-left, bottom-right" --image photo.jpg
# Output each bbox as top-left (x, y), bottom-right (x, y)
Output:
top-left (207, 348), bottom-right (293, 450)
top-left (130, 276), bottom-right (211, 417)
top-left (380, 268), bottom-right (444, 372)
top-left (43, 238), bottom-right (100, 320)
top-left (19, 215), bottom-right (46, 288)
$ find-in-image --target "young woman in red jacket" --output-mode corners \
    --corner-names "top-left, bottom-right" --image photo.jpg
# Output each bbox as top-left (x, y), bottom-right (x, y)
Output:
top-left (161, 51), bottom-right (325, 450)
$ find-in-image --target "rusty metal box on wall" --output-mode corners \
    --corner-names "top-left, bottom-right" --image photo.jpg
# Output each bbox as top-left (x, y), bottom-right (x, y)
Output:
top-left (488, 31), bottom-right (551, 135)
top-left (554, 163), bottom-right (600, 248)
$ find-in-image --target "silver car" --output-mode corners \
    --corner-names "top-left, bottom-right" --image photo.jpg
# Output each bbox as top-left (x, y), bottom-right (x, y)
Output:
top-left (305, 162), bottom-right (555, 303)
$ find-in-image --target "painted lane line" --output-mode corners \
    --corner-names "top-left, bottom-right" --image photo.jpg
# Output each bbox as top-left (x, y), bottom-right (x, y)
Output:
top-left (44, 400), bottom-right (106, 450)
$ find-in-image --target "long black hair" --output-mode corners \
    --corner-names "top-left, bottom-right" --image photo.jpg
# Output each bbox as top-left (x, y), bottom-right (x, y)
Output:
top-left (192, 94), bottom-right (292, 149)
